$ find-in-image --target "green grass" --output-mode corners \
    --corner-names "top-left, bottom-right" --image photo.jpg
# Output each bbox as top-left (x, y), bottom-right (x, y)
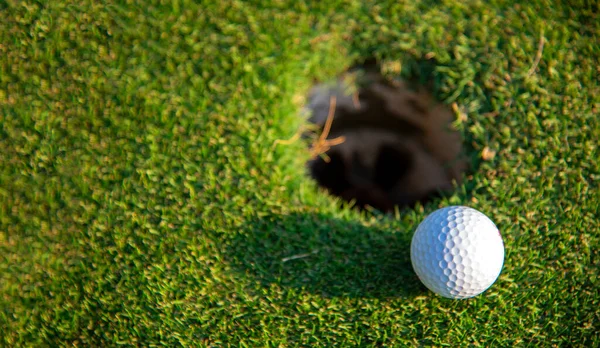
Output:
top-left (1, 0), bottom-right (599, 345)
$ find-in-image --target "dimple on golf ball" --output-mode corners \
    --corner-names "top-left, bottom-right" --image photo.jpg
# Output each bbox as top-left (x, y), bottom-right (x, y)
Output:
top-left (410, 206), bottom-right (504, 299)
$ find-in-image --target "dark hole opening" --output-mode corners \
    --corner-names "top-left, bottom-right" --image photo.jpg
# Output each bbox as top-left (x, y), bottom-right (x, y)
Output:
top-left (305, 62), bottom-right (467, 212)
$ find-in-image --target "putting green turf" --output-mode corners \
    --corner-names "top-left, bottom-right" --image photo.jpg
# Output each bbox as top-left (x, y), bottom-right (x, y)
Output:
top-left (1, 0), bottom-right (598, 345)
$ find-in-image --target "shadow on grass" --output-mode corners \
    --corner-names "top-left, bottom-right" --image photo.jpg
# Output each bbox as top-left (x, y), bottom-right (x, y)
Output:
top-left (225, 212), bottom-right (425, 299)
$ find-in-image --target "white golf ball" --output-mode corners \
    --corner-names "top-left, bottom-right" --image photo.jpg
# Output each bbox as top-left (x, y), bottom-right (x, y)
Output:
top-left (410, 206), bottom-right (504, 299)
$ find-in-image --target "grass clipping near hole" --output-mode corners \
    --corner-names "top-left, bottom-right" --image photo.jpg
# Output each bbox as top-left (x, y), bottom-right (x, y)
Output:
top-left (274, 95), bottom-right (345, 162)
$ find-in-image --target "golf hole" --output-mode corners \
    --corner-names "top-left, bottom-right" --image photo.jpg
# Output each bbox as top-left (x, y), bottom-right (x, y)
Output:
top-left (304, 62), bottom-right (467, 212)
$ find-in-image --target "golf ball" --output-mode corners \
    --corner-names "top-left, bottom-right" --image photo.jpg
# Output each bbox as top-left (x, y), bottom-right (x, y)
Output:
top-left (410, 206), bottom-right (504, 299)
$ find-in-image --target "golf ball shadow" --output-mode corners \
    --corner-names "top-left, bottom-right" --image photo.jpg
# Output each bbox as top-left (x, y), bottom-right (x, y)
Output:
top-left (225, 212), bottom-right (425, 299)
